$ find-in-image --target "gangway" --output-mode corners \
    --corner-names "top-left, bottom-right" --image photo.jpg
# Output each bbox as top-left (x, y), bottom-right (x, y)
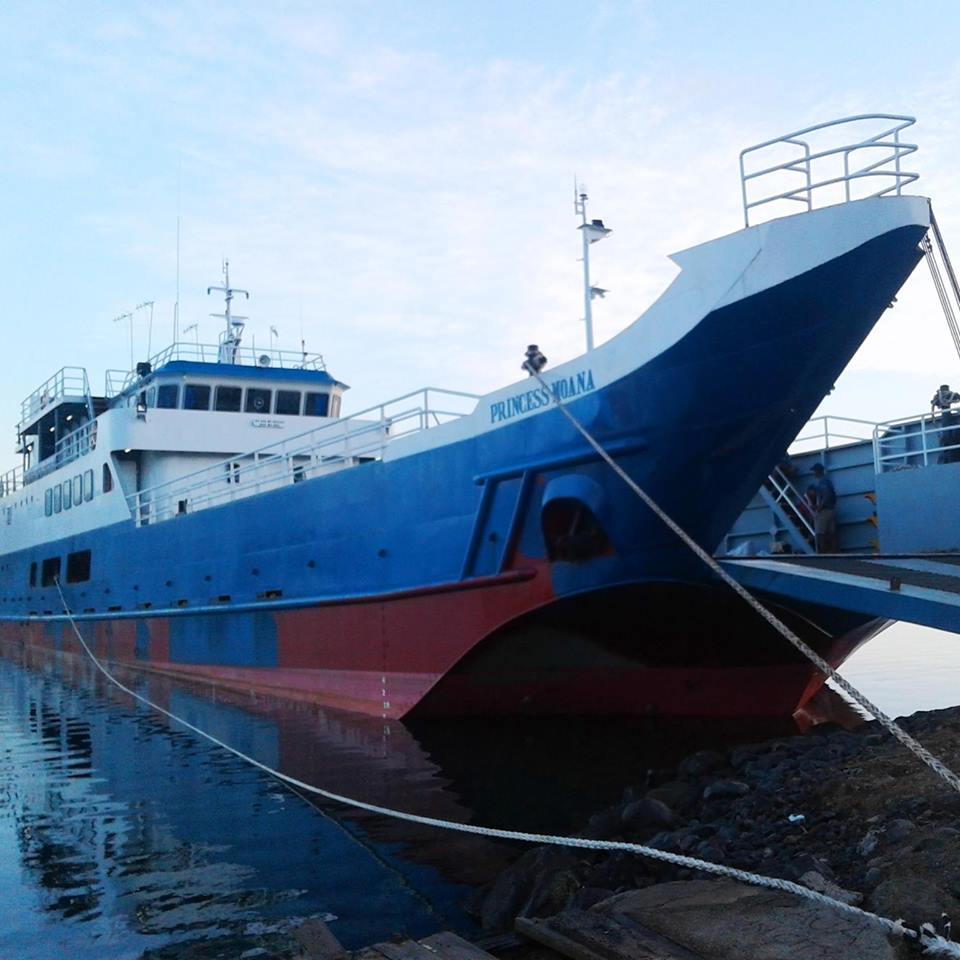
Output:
top-left (722, 553), bottom-right (960, 634)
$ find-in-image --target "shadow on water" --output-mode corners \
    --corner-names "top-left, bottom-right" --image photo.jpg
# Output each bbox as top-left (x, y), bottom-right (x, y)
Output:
top-left (0, 639), bottom-right (825, 959)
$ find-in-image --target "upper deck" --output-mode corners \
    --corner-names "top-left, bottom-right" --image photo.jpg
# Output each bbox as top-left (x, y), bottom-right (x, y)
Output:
top-left (13, 339), bottom-right (349, 487)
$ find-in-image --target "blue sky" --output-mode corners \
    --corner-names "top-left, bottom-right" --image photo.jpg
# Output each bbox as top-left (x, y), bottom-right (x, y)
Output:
top-left (3, 1), bottom-right (960, 445)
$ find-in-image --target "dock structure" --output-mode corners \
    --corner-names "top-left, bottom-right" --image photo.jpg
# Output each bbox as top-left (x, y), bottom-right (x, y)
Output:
top-left (720, 410), bottom-right (960, 634)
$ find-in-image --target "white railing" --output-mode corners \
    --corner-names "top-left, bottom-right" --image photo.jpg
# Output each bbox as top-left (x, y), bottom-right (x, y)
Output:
top-left (740, 115), bottom-right (918, 227)
top-left (104, 342), bottom-right (328, 396)
top-left (765, 464), bottom-right (816, 541)
top-left (128, 387), bottom-right (480, 526)
top-left (874, 410), bottom-right (960, 472)
top-left (788, 415), bottom-right (878, 455)
top-left (24, 420), bottom-right (98, 483)
top-left (0, 466), bottom-right (23, 501)
top-left (20, 367), bottom-right (92, 428)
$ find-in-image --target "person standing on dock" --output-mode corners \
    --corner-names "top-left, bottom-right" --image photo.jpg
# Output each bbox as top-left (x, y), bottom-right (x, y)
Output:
top-left (811, 463), bottom-right (838, 553)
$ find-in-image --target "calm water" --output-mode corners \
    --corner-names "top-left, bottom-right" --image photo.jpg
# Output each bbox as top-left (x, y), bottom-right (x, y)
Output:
top-left (1, 622), bottom-right (958, 959)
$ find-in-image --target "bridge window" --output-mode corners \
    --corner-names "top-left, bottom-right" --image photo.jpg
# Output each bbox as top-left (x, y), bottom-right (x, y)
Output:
top-left (102, 463), bottom-right (113, 493)
top-left (275, 390), bottom-right (301, 415)
top-left (184, 383), bottom-right (211, 410)
top-left (53, 485), bottom-right (62, 513)
top-left (62, 480), bottom-right (72, 510)
top-left (83, 469), bottom-right (94, 501)
top-left (44, 489), bottom-right (53, 516)
top-left (41, 557), bottom-right (60, 587)
top-left (72, 475), bottom-right (82, 505)
top-left (215, 386), bottom-right (242, 412)
top-left (157, 384), bottom-right (179, 408)
top-left (66, 550), bottom-right (91, 584)
top-left (331, 394), bottom-right (342, 418)
top-left (146, 387), bottom-right (157, 407)
top-left (245, 388), bottom-right (272, 413)
top-left (304, 392), bottom-right (330, 417)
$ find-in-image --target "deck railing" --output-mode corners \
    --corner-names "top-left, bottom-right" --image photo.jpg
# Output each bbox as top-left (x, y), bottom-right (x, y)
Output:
top-left (788, 415), bottom-right (879, 455)
top-left (874, 411), bottom-right (960, 472)
top-left (19, 367), bottom-right (92, 428)
top-left (0, 465), bottom-right (24, 501)
top-left (104, 342), bottom-right (329, 396)
top-left (128, 387), bottom-right (480, 526)
top-left (740, 115), bottom-right (918, 227)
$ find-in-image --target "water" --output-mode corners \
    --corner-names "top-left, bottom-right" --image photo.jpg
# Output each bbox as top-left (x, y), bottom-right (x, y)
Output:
top-left (1, 623), bottom-right (958, 959)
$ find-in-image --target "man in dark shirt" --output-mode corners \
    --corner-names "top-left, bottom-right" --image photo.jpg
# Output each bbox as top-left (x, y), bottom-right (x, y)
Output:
top-left (811, 463), bottom-right (837, 552)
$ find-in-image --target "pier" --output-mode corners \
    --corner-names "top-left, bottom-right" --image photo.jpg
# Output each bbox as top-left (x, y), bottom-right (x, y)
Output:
top-left (720, 410), bottom-right (960, 635)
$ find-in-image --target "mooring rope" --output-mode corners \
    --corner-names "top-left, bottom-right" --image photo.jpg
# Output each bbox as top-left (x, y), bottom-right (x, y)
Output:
top-left (525, 365), bottom-right (960, 797)
top-left (48, 581), bottom-right (960, 955)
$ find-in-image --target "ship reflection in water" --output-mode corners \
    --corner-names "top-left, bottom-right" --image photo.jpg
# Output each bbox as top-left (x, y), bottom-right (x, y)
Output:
top-left (0, 641), bottom-right (822, 960)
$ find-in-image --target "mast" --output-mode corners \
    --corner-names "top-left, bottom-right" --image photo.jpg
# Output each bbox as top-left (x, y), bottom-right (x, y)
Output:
top-left (574, 182), bottom-right (612, 353)
top-left (207, 259), bottom-right (249, 363)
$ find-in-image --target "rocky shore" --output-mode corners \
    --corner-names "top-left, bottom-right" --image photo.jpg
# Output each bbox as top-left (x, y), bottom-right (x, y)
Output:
top-left (469, 705), bottom-right (960, 937)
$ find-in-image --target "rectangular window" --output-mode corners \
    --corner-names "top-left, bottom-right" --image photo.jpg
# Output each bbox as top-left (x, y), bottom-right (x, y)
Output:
top-left (53, 485), bottom-right (62, 513)
top-left (225, 462), bottom-right (241, 484)
top-left (304, 392), bottom-right (330, 417)
top-left (83, 469), bottom-right (94, 501)
top-left (214, 386), bottom-right (242, 412)
top-left (245, 388), bottom-right (272, 414)
top-left (146, 386), bottom-right (157, 408)
top-left (29, 561), bottom-right (37, 588)
top-left (183, 383), bottom-right (211, 410)
top-left (45, 489), bottom-right (53, 516)
top-left (66, 550), bottom-right (91, 584)
top-left (62, 480), bottom-right (72, 510)
top-left (41, 557), bottom-right (61, 587)
top-left (102, 463), bottom-right (113, 493)
top-left (330, 394), bottom-right (342, 418)
top-left (275, 390), bottom-right (301, 415)
top-left (157, 384), bottom-right (179, 408)
top-left (72, 475), bottom-right (82, 506)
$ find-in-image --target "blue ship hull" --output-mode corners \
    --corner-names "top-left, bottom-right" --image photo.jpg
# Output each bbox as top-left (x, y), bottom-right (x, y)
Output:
top-left (0, 203), bottom-right (929, 719)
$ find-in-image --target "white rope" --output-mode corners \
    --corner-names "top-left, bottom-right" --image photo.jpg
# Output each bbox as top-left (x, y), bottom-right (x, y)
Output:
top-left (42, 582), bottom-right (955, 951)
top-left (51, 581), bottom-right (959, 956)
top-left (526, 366), bottom-right (960, 796)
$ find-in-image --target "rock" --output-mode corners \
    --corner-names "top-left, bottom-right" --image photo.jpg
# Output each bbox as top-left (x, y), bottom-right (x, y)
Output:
top-left (703, 779), bottom-right (750, 801)
top-left (798, 870), bottom-right (863, 906)
top-left (885, 819), bottom-right (915, 844)
top-left (475, 847), bottom-right (577, 931)
top-left (864, 866), bottom-right (884, 890)
top-left (868, 875), bottom-right (953, 930)
top-left (522, 868), bottom-right (581, 919)
top-left (569, 885), bottom-right (614, 910)
top-left (645, 779), bottom-right (700, 812)
top-left (858, 828), bottom-right (882, 858)
top-left (583, 807), bottom-right (622, 840)
top-left (678, 749), bottom-right (726, 779)
top-left (597, 879), bottom-right (901, 959)
top-left (621, 797), bottom-right (674, 830)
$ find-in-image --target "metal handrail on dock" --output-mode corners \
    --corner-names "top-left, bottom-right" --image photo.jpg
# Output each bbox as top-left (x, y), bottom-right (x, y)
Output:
top-left (740, 114), bottom-right (918, 227)
top-left (788, 415), bottom-right (879, 455)
top-left (128, 386), bottom-right (480, 526)
top-left (874, 410), bottom-right (960, 471)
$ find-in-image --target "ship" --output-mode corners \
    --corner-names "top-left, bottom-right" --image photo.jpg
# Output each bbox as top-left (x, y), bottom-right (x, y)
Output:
top-left (0, 115), bottom-right (933, 721)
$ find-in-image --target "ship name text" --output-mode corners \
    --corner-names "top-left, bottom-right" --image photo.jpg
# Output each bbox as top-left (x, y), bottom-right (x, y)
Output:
top-left (489, 369), bottom-right (596, 424)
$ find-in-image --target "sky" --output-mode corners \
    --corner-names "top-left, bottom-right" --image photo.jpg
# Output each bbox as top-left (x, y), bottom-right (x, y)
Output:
top-left (4, 1), bottom-right (960, 453)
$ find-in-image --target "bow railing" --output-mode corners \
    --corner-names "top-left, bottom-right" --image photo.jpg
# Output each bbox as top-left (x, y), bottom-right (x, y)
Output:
top-left (740, 114), bottom-right (918, 227)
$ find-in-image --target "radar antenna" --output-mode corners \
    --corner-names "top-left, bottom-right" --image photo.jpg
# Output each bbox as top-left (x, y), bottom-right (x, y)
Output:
top-left (207, 259), bottom-right (249, 363)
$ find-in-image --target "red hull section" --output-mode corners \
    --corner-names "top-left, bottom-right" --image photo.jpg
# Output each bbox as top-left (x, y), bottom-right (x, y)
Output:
top-left (0, 573), bottom-right (878, 723)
